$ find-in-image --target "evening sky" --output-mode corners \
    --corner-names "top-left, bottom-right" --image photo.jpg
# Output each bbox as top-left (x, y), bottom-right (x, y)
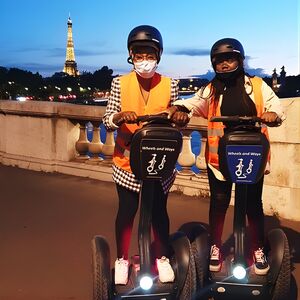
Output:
top-left (0, 0), bottom-right (299, 78)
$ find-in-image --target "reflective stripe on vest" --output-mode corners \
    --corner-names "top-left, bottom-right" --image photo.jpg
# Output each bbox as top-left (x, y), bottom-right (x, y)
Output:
top-left (113, 71), bottom-right (172, 172)
top-left (207, 128), bottom-right (224, 137)
top-left (206, 76), bottom-right (270, 169)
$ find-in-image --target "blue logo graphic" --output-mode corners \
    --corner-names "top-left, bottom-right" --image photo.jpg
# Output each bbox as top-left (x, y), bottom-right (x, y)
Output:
top-left (226, 145), bottom-right (263, 183)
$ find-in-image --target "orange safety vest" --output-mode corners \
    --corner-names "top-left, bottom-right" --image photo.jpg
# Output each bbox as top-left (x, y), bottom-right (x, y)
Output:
top-left (113, 71), bottom-right (172, 172)
top-left (207, 76), bottom-right (270, 169)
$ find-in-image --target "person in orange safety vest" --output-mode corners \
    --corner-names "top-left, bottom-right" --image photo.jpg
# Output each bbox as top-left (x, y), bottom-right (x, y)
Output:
top-left (167, 38), bottom-right (284, 276)
top-left (103, 25), bottom-right (187, 285)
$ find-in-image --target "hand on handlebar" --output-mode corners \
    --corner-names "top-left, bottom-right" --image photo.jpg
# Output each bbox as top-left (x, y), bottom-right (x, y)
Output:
top-left (113, 111), bottom-right (138, 126)
top-left (166, 106), bottom-right (190, 127)
top-left (261, 112), bottom-right (278, 123)
top-left (210, 114), bottom-right (282, 127)
top-left (261, 112), bottom-right (282, 127)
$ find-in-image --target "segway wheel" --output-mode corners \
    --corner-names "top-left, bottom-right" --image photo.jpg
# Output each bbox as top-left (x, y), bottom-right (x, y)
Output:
top-left (170, 231), bottom-right (197, 300)
top-left (190, 225), bottom-right (209, 289)
top-left (268, 228), bottom-right (291, 300)
top-left (92, 236), bottom-right (112, 300)
top-left (177, 223), bottom-right (209, 290)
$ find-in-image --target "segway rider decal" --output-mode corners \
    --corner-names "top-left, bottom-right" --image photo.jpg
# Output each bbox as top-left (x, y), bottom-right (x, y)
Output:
top-left (246, 159), bottom-right (253, 174)
top-left (146, 154), bottom-right (167, 175)
top-left (235, 158), bottom-right (244, 178)
top-left (140, 138), bottom-right (178, 179)
top-left (147, 153), bottom-right (158, 174)
top-left (227, 145), bottom-right (263, 183)
top-left (235, 158), bottom-right (254, 178)
top-left (158, 155), bottom-right (167, 170)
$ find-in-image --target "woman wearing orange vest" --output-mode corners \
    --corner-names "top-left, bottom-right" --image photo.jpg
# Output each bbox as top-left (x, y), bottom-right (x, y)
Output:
top-left (103, 25), bottom-right (187, 285)
top-left (167, 38), bottom-right (284, 276)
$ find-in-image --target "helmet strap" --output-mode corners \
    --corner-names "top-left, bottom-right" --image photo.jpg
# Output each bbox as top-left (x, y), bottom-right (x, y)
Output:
top-left (127, 56), bottom-right (133, 65)
top-left (127, 49), bottom-right (134, 65)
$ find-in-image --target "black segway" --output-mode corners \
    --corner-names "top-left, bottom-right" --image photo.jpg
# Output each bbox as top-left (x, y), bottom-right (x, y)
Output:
top-left (92, 114), bottom-right (198, 300)
top-left (206, 115), bottom-right (291, 300)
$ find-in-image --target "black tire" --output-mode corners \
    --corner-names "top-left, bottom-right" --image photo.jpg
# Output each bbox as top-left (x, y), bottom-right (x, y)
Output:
top-left (91, 236), bottom-right (112, 300)
top-left (177, 223), bottom-right (209, 293)
top-left (179, 247), bottom-right (196, 300)
top-left (190, 226), bottom-right (209, 290)
top-left (170, 231), bottom-right (197, 300)
top-left (268, 229), bottom-right (291, 300)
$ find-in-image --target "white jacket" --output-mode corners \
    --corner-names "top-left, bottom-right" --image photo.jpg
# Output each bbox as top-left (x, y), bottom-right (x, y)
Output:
top-left (174, 76), bottom-right (285, 120)
top-left (174, 75), bottom-right (285, 180)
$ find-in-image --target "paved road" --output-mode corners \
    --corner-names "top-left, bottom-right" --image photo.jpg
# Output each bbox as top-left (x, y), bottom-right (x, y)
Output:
top-left (0, 165), bottom-right (299, 300)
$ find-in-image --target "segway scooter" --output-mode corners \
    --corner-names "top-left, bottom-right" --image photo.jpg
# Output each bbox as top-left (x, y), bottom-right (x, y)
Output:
top-left (206, 115), bottom-right (291, 300)
top-left (92, 114), bottom-right (198, 300)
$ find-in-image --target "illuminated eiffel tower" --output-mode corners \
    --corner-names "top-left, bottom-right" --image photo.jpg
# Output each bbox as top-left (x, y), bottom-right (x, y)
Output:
top-left (63, 16), bottom-right (79, 76)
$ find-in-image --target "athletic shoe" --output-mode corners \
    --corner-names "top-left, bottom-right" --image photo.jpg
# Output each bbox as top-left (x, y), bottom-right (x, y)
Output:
top-left (253, 248), bottom-right (270, 275)
top-left (114, 257), bottom-right (129, 285)
top-left (209, 245), bottom-right (222, 272)
top-left (156, 256), bottom-right (175, 283)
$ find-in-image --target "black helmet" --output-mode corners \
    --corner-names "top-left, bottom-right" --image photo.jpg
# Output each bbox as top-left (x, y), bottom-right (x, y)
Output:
top-left (210, 38), bottom-right (245, 63)
top-left (127, 25), bottom-right (163, 61)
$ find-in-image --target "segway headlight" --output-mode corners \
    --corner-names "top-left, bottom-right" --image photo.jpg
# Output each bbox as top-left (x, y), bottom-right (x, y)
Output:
top-left (139, 275), bottom-right (153, 290)
top-left (232, 264), bottom-right (247, 280)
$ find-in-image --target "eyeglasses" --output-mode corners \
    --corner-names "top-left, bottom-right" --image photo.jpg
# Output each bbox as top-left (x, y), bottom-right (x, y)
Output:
top-left (214, 54), bottom-right (239, 64)
top-left (133, 54), bottom-right (157, 62)
top-left (215, 57), bottom-right (238, 64)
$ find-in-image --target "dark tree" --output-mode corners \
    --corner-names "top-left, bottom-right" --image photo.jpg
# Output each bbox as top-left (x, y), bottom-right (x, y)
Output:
top-left (93, 66), bottom-right (114, 90)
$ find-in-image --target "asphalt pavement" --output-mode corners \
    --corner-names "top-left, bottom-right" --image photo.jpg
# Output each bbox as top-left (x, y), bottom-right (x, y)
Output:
top-left (0, 165), bottom-right (299, 300)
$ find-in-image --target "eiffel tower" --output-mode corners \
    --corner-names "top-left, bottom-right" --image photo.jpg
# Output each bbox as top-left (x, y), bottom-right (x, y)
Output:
top-left (63, 16), bottom-right (79, 76)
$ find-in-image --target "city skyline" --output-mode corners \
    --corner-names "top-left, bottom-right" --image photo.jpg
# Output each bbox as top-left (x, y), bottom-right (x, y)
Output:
top-left (0, 0), bottom-right (299, 78)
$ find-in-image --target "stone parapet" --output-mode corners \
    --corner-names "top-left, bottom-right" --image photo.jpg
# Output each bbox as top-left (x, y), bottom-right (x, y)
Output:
top-left (0, 98), bottom-right (299, 221)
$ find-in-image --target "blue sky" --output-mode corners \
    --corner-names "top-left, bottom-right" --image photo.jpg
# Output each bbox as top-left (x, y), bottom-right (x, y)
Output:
top-left (0, 0), bottom-right (299, 78)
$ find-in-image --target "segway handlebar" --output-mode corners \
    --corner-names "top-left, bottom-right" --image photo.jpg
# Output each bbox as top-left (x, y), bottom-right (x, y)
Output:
top-left (210, 115), bottom-right (282, 127)
top-left (135, 113), bottom-right (170, 124)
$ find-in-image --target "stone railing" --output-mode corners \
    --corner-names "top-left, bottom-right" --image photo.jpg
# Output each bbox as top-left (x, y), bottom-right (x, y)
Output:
top-left (0, 98), bottom-right (299, 221)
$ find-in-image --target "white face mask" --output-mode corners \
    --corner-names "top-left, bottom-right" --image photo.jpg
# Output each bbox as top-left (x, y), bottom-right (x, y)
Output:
top-left (133, 60), bottom-right (158, 78)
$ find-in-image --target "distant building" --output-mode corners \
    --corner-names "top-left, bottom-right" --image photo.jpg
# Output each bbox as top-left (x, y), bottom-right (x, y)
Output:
top-left (280, 66), bottom-right (286, 87)
top-left (63, 16), bottom-right (79, 76)
top-left (272, 68), bottom-right (279, 92)
top-left (272, 66), bottom-right (288, 93)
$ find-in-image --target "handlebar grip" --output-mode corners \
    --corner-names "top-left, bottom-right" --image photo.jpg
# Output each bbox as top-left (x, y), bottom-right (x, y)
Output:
top-left (136, 115), bottom-right (150, 123)
top-left (264, 116), bottom-right (282, 127)
top-left (210, 116), bottom-right (260, 123)
top-left (210, 115), bottom-right (282, 127)
top-left (135, 113), bottom-right (169, 123)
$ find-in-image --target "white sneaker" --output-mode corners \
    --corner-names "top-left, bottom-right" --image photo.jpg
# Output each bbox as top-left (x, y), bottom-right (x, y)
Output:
top-left (156, 256), bottom-right (175, 283)
top-left (114, 258), bottom-right (129, 285)
top-left (253, 248), bottom-right (270, 275)
top-left (209, 245), bottom-right (222, 272)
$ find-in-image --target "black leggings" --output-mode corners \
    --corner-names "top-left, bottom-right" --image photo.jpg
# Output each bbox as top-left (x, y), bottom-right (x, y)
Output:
top-left (115, 183), bottom-right (170, 259)
top-left (208, 167), bottom-right (265, 250)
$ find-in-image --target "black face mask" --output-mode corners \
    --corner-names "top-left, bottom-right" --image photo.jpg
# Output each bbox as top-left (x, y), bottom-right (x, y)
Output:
top-left (215, 65), bottom-right (244, 81)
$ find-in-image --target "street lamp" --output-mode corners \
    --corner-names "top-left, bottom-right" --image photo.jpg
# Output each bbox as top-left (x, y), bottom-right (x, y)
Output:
top-left (7, 81), bottom-right (15, 99)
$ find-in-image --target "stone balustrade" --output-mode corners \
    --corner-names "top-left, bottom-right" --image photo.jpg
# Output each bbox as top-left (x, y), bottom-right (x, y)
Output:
top-left (0, 98), bottom-right (299, 221)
